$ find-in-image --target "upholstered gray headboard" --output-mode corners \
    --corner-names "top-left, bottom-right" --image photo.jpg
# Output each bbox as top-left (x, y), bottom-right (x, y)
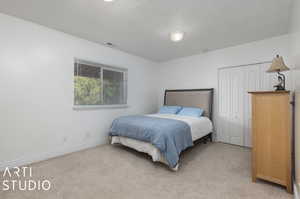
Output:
top-left (164, 89), bottom-right (214, 119)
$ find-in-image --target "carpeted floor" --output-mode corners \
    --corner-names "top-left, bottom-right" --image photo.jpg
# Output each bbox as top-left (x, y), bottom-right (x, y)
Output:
top-left (0, 142), bottom-right (293, 199)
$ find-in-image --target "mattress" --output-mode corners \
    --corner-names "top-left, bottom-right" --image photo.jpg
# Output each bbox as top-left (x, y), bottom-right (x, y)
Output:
top-left (111, 114), bottom-right (213, 169)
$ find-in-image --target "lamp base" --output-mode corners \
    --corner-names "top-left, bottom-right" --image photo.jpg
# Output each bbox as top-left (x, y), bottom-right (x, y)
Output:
top-left (273, 71), bottom-right (286, 91)
top-left (274, 85), bottom-right (285, 91)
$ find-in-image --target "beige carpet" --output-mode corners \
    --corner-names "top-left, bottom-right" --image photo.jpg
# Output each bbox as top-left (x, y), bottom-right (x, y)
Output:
top-left (0, 142), bottom-right (293, 199)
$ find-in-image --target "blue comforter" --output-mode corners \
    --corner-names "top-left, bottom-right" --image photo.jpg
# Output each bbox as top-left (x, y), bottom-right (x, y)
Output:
top-left (109, 115), bottom-right (193, 168)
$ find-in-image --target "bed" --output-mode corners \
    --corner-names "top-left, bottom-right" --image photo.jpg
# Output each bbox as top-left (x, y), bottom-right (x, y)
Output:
top-left (110, 89), bottom-right (214, 171)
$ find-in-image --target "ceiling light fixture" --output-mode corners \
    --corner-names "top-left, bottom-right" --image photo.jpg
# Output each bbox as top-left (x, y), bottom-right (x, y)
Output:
top-left (170, 31), bottom-right (184, 42)
top-left (104, 0), bottom-right (114, 2)
top-left (103, 42), bottom-right (115, 47)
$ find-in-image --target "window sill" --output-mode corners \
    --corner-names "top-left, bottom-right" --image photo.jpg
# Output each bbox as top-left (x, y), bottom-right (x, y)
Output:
top-left (73, 104), bottom-right (129, 110)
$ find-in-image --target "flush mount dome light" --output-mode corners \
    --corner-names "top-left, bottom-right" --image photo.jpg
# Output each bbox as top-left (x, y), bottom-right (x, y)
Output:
top-left (170, 31), bottom-right (184, 42)
top-left (103, 42), bottom-right (115, 47)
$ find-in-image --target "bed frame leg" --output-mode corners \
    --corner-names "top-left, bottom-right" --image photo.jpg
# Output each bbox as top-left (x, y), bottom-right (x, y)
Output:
top-left (208, 133), bottom-right (213, 142)
top-left (202, 133), bottom-right (212, 144)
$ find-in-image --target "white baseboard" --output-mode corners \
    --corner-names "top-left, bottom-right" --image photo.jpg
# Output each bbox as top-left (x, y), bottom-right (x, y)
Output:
top-left (295, 182), bottom-right (300, 199)
top-left (0, 140), bottom-right (105, 171)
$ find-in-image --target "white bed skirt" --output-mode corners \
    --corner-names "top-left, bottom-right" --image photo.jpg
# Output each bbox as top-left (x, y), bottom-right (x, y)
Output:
top-left (111, 136), bottom-right (179, 171)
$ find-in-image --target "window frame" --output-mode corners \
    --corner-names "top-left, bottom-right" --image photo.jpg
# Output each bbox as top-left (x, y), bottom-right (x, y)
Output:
top-left (73, 58), bottom-right (128, 109)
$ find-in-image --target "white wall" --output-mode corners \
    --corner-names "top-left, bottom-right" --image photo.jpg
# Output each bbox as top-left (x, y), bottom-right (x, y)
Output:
top-left (289, 0), bottom-right (300, 196)
top-left (0, 13), bottom-right (159, 169)
top-left (157, 34), bottom-right (292, 140)
top-left (290, 0), bottom-right (300, 89)
top-left (290, 0), bottom-right (300, 55)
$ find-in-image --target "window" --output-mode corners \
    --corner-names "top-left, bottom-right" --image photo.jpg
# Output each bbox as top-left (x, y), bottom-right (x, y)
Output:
top-left (74, 59), bottom-right (127, 107)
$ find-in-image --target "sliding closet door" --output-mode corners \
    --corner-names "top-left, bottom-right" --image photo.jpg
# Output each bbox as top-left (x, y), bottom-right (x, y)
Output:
top-left (218, 67), bottom-right (244, 146)
top-left (229, 67), bottom-right (245, 145)
top-left (218, 69), bottom-right (230, 143)
top-left (218, 63), bottom-right (270, 147)
top-left (243, 65), bottom-right (261, 147)
top-left (218, 63), bottom-right (292, 147)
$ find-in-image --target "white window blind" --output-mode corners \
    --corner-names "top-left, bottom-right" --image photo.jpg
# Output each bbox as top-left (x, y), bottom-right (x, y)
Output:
top-left (74, 59), bottom-right (127, 107)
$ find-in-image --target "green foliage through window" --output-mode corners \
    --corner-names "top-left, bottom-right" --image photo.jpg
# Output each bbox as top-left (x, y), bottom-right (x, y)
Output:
top-left (74, 60), bottom-right (127, 106)
top-left (74, 76), bottom-right (102, 105)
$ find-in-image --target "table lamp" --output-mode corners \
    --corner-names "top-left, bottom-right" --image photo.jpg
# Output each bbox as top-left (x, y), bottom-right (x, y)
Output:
top-left (267, 55), bottom-right (290, 91)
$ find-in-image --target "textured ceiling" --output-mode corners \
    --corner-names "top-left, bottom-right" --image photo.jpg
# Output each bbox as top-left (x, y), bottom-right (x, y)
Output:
top-left (0, 0), bottom-right (293, 62)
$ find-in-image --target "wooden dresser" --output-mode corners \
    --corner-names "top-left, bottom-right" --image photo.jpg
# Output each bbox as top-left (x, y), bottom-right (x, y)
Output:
top-left (249, 91), bottom-right (292, 193)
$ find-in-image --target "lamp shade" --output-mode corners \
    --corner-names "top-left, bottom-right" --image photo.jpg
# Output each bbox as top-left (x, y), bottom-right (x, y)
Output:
top-left (267, 55), bottom-right (290, 73)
